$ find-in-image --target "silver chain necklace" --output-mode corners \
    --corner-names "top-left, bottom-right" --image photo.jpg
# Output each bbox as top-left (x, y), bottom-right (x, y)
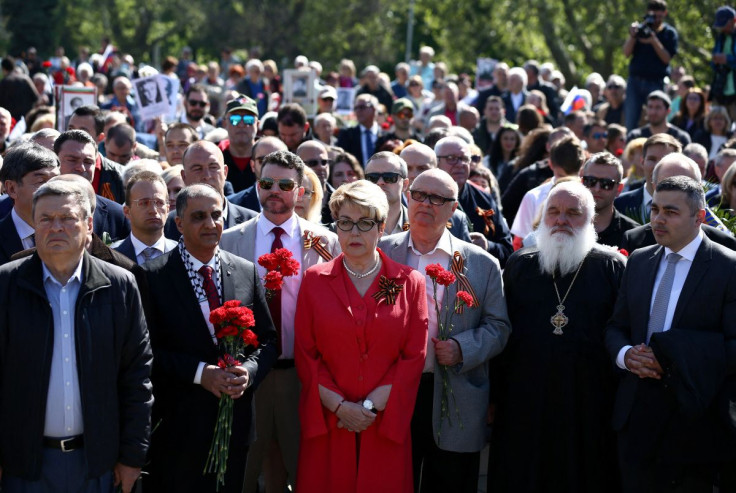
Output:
top-left (343, 255), bottom-right (381, 279)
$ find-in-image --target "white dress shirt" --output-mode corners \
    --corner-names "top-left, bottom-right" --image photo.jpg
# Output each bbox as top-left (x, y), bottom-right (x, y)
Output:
top-left (255, 214), bottom-right (303, 359)
top-left (616, 230), bottom-right (703, 370)
top-left (406, 229), bottom-right (453, 373)
top-left (11, 208), bottom-right (35, 249)
top-left (510, 179), bottom-right (555, 238)
top-left (43, 258), bottom-right (84, 437)
top-left (130, 233), bottom-right (172, 264)
top-left (190, 254), bottom-right (221, 384)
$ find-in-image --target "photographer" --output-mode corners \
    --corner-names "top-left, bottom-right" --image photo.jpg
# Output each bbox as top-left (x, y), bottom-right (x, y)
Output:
top-left (711, 6), bottom-right (736, 122)
top-left (622, 0), bottom-right (678, 132)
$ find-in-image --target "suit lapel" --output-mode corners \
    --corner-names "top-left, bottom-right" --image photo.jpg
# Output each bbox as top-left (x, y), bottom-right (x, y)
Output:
top-left (638, 246), bottom-right (664, 342)
top-left (220, 252), bottom-right (237, 303)
top-left (0, 214), bottom-right (23, 261)
top-left (166, 252), bottom-right (216, 346)
top-left (671, 239), bottom-right (711, 328)
top-left (117, 236), bottom-right (137, 263)
top-left (323, 258), bottom-right (353, 317)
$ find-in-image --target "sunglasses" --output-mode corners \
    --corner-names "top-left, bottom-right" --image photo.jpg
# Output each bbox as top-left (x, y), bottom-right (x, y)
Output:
top-left (470, 155), bottom-right (482, 164)
top-left (258, 177), bottom-right (297, 192)
top-left (592, 132), bottom-right (608, 139)
top-left (304, 159), bottom-right (332, 168)
top-left (336, 217), bottom-right (379, 232)
top-left (582, 176), bottom-right (618, 191)
top-left (365, 172), bottom-right (403, 184)
top-left (409, 190), bottom-right (455, 205)
top-left (188, 100), bottom-right (207, 107)
top-left (229, 114), bottom-right (256, 126)
top-left (354, 104), bottom-right (373, 111)
top-left (606, 85), bottom-right (623, 90)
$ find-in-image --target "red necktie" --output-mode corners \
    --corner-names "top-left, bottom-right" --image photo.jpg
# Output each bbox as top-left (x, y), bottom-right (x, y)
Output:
top-left (198, 265), bottom-right (221, 312)
top-left (269, 227), bottom-right (285, 355)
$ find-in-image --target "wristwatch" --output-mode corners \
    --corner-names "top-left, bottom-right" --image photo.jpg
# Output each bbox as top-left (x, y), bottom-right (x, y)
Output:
top-left (362, 399), bottom-right (378, 413)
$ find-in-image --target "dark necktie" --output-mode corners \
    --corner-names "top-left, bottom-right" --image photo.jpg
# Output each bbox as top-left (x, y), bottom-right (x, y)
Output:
top-left (269, 227), bottom-right (285, 354)
top-left (646, 252), bottom-right (681, 343)
top-left (29, 233), bottom-right (35, 247)
top-left (363, 128), bottom-right (374, 162)
top-left (198, 265), bottom-right (221, 312)
top-left (141, 247), bottom-right (157, 263)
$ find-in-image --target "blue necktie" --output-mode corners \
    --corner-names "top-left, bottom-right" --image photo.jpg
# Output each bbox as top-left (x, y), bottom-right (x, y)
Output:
top-left (363, 128), bottom-right (374, 162)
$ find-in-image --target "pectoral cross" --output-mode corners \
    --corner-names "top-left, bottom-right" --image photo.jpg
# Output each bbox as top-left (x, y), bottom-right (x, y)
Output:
top-left (550, 304), bottom-right (568, 335)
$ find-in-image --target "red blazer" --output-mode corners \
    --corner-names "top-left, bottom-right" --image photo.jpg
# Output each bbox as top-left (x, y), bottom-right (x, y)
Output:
top-left (295, 250), bottom-right (428, 493)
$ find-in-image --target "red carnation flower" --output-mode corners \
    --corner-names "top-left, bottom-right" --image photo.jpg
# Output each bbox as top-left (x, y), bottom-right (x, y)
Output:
top-left (281, 257), bottom-right (300, 276)
top-left (264, 271), bottom-right (284, 291)
top-left (425, 263), bottom-right (444, 279)
top-left (258, 253), bottom-right (279, 271)
top-left (217, 354), bottom-right (241, 368)
top-left (456, 291), bottom-right (474, 307)
top-left (215, 325), bottom-right (239, 339)
top-left (223, 300), bottom-right (241, 309)
top-left (436, 270), bottom-right (456, 287)
top-left (241, 329), bottom-right (259, 347)
top-left (235, 311), bottom-right (255, 328)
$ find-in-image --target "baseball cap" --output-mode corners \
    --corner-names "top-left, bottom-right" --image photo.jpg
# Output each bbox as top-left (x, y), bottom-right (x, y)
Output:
top-left (391, 98), bottom-right (414, 115)
top-left (226, 94), bottom-right (258, 115)
top-left (647, 90), bottom-right (672, 108)
top-left (714, 6), bottom-right (736, 28)
top-left (319, 86), bottom-right (337, 100)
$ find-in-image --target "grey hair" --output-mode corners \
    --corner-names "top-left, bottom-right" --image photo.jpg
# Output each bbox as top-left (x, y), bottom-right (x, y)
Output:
top-left (544, 180), bottom-right (596, 224)
top-left (582, 152), bottom-right (624, 181)
top-left (33, 179), bottom-right (91, 220)
top-left (329, 179), bottom-right (389, 223)
top-left (175, 183), bottom-right (222, 218)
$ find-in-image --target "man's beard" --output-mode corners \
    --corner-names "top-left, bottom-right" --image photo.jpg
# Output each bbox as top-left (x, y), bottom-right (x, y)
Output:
top-left (536, 221), bottom-right (597, 276)
top-left (186, 109), bottom-right (204, 122)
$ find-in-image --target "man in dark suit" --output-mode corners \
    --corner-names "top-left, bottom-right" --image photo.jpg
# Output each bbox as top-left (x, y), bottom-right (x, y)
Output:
top-left (227, 136), bottom-right (288, 212)
top-left (113, 171), bottom-right (178, 264)
top-left (615, 133), bottom-right (681, 224)
top-left (163, 140), bottom-right (256, 240)
top-left (606, 176), bottom-right (736, 492)
top-left (621, 152), bottom-right (736, 252)
top-left (143, 184), bottom-right (278, 493)
top-left (336, 94), bottom-right (383, 166)
top-left (0, 142), bottom-right (59, 265)
top-left (54, 129), bottom-right (130, 241)
top-left (500, 67), bottom-right (529, 124)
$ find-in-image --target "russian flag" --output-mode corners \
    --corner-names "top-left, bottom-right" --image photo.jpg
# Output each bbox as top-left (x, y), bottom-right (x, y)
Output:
top-left (560, 86), bottom-right (587, 114)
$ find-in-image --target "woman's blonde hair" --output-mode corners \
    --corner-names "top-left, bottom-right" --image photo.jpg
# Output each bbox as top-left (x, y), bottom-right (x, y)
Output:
top-left (329, 180), bottom-right (388, 223)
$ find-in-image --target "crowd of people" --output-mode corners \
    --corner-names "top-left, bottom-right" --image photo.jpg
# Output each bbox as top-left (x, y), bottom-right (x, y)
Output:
top-left (1, 1), bottom-right (736, 493)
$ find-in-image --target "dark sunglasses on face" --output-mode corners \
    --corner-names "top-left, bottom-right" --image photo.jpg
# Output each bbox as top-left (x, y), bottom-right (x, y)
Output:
top-left (409, 190), bottom-right (454, 205)
top-left (365, 172), bottom-right (403, 184)
top-left (188, 100), bottom-right (208, 107)
top-left (258, 177), bottom-right (297, 192)
top-left (336, 217), bottom-right (379, 232)
top-left (304, 159), bottom-right (333, 168)
top-left (592, 132), bottom-right (608, 139)
top-left (470, 155), bottom-right (482, 164)
top-left (582, 176), bottom-right (618, 191)
top-left (229, 114), bottom-right (256, 126)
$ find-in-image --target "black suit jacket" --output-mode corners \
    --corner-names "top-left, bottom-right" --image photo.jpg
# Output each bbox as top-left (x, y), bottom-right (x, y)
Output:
top-left (613, 186), bottom-right (647, 224)
top-left (0, 195), bottom-right (13, 219)
top-left (94, 195), bottom-right (130, 242)
top-left (336, 125), bottom-right (383, 166)
top-left (500, 89), bottom-right (528, 123)
top-left (0, 212), bottom-right (24, 265)
top-left (621, 223), bottom-right (736, 253)
top-left (227, 185), bottom-right (261, 212)
top-left (605, 236), bottom-right (736, 466)
top-left (458, 183), bottom-right (513, 267)
top-left (141, 249), bottom-right (277, 492)
top-left (163, 199), bottom-right (257, 241)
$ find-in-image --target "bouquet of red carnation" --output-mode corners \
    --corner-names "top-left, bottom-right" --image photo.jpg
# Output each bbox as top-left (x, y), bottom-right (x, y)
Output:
top-left (258, 248), bottom-right (300, 299)
top-left (204, 300), bottom-right (259, 490)
top-left (425, 264), bottom-right (476, 439)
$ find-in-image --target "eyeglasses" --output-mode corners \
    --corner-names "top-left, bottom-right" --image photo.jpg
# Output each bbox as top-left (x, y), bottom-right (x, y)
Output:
top-left (606, 85), bottom-right (623, 90)
top-left (409, 190), bottom-right (455, 205)
top-left (303, 159), bottom-right (333, 168)
top-left (365, 172), bottom-right (403, 184)
top-left (336, 217), bottom-right (379, 232)
top-left (437, 154), bottom-right (471, 165)
top-left (582, 176), bottom-right (618, 191)
top-left (132, 198), bottom-right (167, 210)
top-left (258, 177), bottom-right (297, 192)
top-left (354, 104), bottom-right (373, 111)
top-left (591, 132), bottom-right (608, 140)
top-left (188, 100), bottom-right (208, 107)
top-left (396, 110), bottom-right (413, 119)
top-left (470, 155), bottom-right (482, 164)
top-left (228, 114), bottom-right (256, 126)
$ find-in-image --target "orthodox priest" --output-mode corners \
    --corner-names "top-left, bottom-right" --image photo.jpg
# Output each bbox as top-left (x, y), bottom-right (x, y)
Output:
top-left (488, 181), bottom-right (626, 493)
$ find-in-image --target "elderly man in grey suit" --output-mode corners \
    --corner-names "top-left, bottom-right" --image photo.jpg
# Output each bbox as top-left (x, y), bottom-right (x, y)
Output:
top-left (378, 168), bottom-right (511, 493)
top-left (219, 150), bottom-right (340, 493)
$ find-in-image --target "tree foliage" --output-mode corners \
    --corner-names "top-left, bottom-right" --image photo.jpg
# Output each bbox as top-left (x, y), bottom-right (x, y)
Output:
top-left (0, 0), bottom-right (721, 87)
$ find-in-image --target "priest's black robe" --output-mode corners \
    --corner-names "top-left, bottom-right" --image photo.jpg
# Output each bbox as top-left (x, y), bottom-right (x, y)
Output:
top-left (488, 244), bottom-right (626, 493)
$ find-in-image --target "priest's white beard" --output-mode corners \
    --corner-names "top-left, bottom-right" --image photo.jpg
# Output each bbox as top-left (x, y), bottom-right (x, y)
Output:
top-left (536, 221), bottom-right (597, 276)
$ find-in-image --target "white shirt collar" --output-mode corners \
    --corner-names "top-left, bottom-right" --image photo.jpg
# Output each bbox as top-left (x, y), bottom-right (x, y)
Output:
top-left (643, 186), bottom-right (652, 205)
top-left (11, 207), bottom-right (34, 241)
top-left (42, 256), bottom-right (84, 286)
top-left (257, 213), bottom-right (300, 240)
top-left (664, 228), bottom-right (703, 261)
top-left (188, 251), bottom-right (217, 273)
top-left (359, 122), bottom-right (379, 134)
top-left (408, 228), bottom-right (453, 257)
top-left (130, 233), bottom-right (169, 256)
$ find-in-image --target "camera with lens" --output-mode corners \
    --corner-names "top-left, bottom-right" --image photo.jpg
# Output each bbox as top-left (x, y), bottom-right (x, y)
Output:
top-left (636, 14), bottom-right (656, 38)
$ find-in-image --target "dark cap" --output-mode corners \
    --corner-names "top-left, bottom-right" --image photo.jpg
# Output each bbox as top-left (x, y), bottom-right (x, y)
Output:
top-left (647, 90), bottom-right (672, 108)
top-left (391, 98), bottom-right (414, 115)
top-left (714, 6), bottom-right (736, 28)
top-left (225, 94), bottom-right (258, 116)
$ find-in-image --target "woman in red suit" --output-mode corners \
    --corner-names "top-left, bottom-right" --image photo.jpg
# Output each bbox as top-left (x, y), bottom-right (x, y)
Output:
top-left (295, 180), bottom-right (428, 493)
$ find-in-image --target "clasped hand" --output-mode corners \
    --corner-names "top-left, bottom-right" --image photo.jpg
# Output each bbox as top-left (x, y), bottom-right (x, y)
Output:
top-left (201, 365), bottom-right (249, 399)
top-left (624, 344), bottom-right (663, 379)
top-left (336, 401), bottom-right (376, 433)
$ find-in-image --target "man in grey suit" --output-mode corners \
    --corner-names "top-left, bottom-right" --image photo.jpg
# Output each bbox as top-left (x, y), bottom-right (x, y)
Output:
top-left (113, 171), bottom-right (177, 264)
top-left (378, 168), bottom-right (510, 493)
top-left (219, 150), bottom-right (340, 493)
top-left (163, 140), bottom-right (257, 240)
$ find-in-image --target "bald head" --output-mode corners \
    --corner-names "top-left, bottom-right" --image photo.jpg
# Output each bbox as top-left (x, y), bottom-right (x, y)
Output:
top-left (296, 140), bottom-right (329, 186)
top-left (401, 142), bottom-right (437, 184)
top-left (652, 153), bottom-right (702, 186)
top-left (412, 168), bottom-right (459, 200)
top-left (181, 140), bottom-right (228, 194)
top-left (296, 140), bottom-right (328, 159)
